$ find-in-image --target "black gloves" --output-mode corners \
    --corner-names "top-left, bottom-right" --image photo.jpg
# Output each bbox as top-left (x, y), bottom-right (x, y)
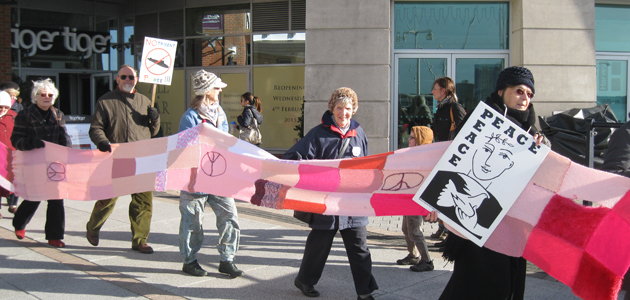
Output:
top-left (22, 138), bottom-right (45, 151)
top-left (97, 141), bottom-right (112, 153)
top-left (147, 106), bottom-right (159, 121)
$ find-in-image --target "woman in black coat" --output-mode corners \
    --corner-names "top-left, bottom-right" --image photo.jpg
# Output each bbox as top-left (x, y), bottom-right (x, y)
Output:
top-left (237, 92), bottom-right (263, 146)
top-left (284, 87), bottom-right (377, 300)
top-left (428, 66), bottom-right (547, 300)
top-left (11, 78), bottom-right (71, 248)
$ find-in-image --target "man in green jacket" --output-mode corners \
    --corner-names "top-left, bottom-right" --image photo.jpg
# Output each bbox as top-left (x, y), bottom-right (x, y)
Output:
top-left (86, 64), bottom-right (160, 254)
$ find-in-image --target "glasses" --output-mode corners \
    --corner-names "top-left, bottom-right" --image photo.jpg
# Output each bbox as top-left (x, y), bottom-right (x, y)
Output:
top-left (515, 88), bottom-right (534, 99)
top-left (119, 75), bottom-right (135, 80)
top-left (40, 93), bottom-right (54, 98)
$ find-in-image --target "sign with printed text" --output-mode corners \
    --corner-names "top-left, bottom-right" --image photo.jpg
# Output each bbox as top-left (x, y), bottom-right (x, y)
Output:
top-left (139, 37), bottom-right (178, 86)
top-left (412, 102), bottom-right (550, 246)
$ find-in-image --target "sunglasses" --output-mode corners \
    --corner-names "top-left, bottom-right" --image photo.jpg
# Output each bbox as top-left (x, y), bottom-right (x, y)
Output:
top-left (515, 88), bottom-right (534, 99)
top-left (40, 93), bottom-right (54, 98)
top-left (119, 75), bottom-right (135, 80)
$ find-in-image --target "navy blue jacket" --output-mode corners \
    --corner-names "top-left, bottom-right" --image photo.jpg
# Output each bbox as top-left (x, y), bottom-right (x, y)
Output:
top-left (283, 110), bottom-right (369, 230)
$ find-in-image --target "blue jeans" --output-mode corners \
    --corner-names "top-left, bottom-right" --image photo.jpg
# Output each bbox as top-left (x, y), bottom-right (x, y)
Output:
top-left (178, 191), bottom-right (240, 264)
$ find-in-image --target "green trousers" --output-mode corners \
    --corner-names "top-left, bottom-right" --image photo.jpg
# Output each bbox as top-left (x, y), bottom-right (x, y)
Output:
top-left (87, 191), bottom-right (153, 247)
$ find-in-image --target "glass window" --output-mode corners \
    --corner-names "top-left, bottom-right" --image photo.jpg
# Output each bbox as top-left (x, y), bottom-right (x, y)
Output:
top-left (595, 5), bottom-right (630, 52)
top-left (394, 2), bottom-right (509, 50)
top-left (397, 57), bottom-right (446, 148)
top-left (253, 33), bottom-right (305, 64)
top-left (124, 18), bottom-right (135, 68)
top-left (186, 36), bottom-right (250, 67)
top-left (455, 58), bottom-right (504, 112)
top-left (186, 4), bottom-right (250, 37)
top-left (96, 16), bottom-right (118, 71)
top-left (20, 8), bottom-right (92, 30)
top-left (597, 59), bottom-right (628, 122)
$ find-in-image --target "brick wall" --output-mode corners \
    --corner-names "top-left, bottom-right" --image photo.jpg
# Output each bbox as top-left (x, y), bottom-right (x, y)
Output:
top-left (0, 5), bottom-right (12, 82)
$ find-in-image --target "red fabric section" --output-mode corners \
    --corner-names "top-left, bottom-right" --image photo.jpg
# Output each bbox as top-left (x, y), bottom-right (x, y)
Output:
top-left (523, 227), bottom-right (582, 286)
top-left (586, 210), bottom-right (630, 276)
top-left (111, 158), bottom-right (136, 179)
top-left (339, 152), bottom-right (392, 170)
top-left (572, 252), bottom-right (622, 300)
top-left (370, 193), bottom-right (429, 216)
top-left (283, 198), bottom-right (326, 214)
top-left (612, 189), bottom-right (630, 225)
top-left (535, 194), bottom-right (608, 248)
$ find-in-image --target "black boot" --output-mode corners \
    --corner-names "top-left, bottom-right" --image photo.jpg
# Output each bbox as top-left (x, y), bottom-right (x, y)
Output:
top-left (219, 261), bottom-right (244, 278)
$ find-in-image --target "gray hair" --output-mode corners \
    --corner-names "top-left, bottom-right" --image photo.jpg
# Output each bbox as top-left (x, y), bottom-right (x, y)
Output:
top-left (31, 78), bottom-right (59, 105)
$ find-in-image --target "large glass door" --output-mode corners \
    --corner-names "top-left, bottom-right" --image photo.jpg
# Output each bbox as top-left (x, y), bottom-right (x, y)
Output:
top-left (91, 73), bottom-right (113, 115)
top-left (596, 55), bottom-right (629, 122)
top-left (393, 53), bottom-right (506, 149)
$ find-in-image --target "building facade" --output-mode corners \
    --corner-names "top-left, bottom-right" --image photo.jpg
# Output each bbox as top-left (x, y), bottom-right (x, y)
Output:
top-left (2, 0), bottom-right (629, 155)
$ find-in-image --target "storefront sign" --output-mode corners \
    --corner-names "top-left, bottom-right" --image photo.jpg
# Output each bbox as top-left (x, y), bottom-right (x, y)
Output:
top-left (139, 37), bottom-right (178, 85)
top-left (11, 26), bottom-right (111, 59)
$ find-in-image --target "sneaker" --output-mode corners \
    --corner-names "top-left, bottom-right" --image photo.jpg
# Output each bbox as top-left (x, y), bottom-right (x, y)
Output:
top-left (396, 254), bottom-right (420, 265)
top-left (48, 240), bottom-right (65, 248)
top-left (410, 260), bottom-right (434, 272)
top-left (219, 261), bottom-right (244, 278)
top-left (15, 229), bottom-right (25, 239)
top-left (8, 205), bottom-right (17, 214)
top-left (182, 260), bottom-right (207, 277)
top-left (357, 295), bottom-right (375, 300)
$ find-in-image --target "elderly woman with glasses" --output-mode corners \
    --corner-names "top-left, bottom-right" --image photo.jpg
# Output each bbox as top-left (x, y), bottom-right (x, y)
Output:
top-left (11, 78), bottom-right (71, 248)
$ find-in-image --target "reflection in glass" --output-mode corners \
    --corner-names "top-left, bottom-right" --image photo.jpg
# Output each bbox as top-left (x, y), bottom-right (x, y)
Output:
top-left (186, 4), bottom-right (250, 36)
top-left (597, 60), bottom-right (628, 122)
top-left (186, 36), bottom-right (249, 67)
top-left (397, 58), bottom-right (446, 149)
top-left (96, 16), bottom-right (118, 71)
top-left (394, 2), bottom-right (508, 50)
top-left (455, 58), bottom-right (503, 112)
top-left (253, 33), bottom-right (305, 64)
top-left (595, 5), bottom-right (630, 52)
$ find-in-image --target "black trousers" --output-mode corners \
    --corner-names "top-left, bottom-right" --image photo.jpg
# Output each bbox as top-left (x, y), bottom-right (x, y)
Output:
top-left (297, 226), bottom-right (378, 296)
top-left (13, 199), bottom-right (65, 240)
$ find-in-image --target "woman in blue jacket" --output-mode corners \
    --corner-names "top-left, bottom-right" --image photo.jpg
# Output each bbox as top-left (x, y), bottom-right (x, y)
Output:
top-left (284, 87), bottom-right (377, 300)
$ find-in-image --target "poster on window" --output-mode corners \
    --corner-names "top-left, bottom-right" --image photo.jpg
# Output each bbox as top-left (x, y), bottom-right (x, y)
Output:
top-left (412, 102), bottom-right (550, 246)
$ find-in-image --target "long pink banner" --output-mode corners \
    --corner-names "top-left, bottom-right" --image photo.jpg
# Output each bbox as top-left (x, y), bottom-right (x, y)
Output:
top-left (2, 123), bottom-right (628, 300)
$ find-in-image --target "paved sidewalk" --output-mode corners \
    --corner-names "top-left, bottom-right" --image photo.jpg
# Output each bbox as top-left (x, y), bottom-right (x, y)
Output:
top-left (0, 191), bottom-right (592, 299)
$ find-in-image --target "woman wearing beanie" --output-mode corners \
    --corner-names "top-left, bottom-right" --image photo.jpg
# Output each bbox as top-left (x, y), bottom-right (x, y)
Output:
top-left (396, 126), bottom-right (435, 272)
top-left (430, 77), bottom-right (466, 241)
top-left (177, 70), bottom-right (244, 278)
top-left (428, 66), bottom-right (548, 300)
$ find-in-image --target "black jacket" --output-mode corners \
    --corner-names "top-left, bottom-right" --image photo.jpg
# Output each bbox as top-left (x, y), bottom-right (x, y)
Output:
top-left (237, 105), bottom-right (263, 129)
top-left (432, 96), bottom-right (466, 142)
top-left (11, 104), bottom-right (71, 150)
top-left (601, 121), bottom-right (630, 178)
top-left (283, 110), bottom-right (369, 230)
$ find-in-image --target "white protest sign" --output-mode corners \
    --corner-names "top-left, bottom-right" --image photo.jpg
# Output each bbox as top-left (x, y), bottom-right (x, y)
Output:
top-left (413, 102), bottom-right (550, 246)
top-left (138, 37), bottom-right (177, 86)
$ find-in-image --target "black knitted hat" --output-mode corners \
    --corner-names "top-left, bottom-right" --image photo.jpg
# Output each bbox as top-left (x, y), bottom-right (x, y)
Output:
top-left (495, 66), bottom-right (535, 94)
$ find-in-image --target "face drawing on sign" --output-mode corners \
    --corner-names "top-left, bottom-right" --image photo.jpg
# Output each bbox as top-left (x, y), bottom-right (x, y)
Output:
top-left (436, 133), bottom-right (514, 236)
top-left (472, 134), bottom-right (515, 182)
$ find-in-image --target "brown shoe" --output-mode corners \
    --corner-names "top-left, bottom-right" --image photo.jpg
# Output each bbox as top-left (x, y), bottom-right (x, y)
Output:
top-left (86, 224), bottom-right (99, 246)
top-left (132, 243), bottom-right (154, 254)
